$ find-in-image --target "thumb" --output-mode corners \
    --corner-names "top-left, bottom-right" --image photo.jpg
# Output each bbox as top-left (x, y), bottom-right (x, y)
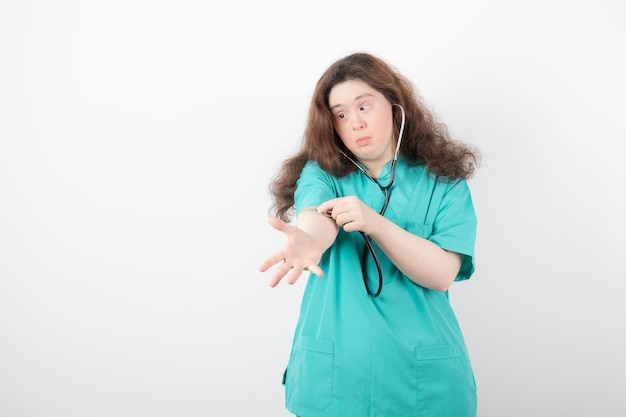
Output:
top-left (268, 216), bottom-right (289, 232)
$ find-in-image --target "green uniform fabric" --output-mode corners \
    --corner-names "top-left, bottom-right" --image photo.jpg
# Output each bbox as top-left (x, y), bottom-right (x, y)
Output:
top-left (284, 159), bottom-right (478, 417)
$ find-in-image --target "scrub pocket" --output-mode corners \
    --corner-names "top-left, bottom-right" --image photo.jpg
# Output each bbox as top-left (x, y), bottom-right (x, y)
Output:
top-left (415, 345), bottom-right (476, 417)
top-left (406, 221), bottom-right (434, 240)
top-left (285, 336), bottom-right (334, 412)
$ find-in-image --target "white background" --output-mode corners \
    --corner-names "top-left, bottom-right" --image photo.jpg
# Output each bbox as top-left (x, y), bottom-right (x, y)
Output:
top-left (1, 1), bottom-right (625, 416)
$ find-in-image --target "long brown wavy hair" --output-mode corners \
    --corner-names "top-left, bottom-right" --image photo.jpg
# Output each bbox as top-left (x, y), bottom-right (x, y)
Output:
top-left (268, 52), bottom-right (480, 222)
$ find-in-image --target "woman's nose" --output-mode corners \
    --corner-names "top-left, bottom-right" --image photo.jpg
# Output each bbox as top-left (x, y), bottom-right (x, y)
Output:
top-left (352, 114), bottom-right (365, 130)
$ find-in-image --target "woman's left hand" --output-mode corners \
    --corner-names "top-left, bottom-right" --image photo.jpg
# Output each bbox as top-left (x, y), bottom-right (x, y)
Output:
top-left (316, 196), bottom-right (380, 234)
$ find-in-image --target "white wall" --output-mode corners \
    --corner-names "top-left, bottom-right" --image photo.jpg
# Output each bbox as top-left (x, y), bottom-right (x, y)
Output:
top-left (1, 1), bottom-right (624, 416)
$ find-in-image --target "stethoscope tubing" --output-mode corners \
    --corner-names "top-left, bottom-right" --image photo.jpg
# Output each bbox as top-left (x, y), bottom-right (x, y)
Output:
top-left (340, 104), bottom-right (406, 297)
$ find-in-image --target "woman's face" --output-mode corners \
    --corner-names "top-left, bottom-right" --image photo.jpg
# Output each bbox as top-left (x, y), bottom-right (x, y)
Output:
top-left (328, 79), bottom-right (395, 176)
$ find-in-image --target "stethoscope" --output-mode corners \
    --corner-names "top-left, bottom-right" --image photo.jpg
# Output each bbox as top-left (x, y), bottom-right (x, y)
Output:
top-left (338, 103), bottom-right (406, 297)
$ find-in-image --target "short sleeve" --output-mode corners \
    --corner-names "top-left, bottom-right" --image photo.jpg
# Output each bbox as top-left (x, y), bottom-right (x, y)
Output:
top-left (294, 162), bottom-right (338, 216)
top-left (429, 179), bottom-right (477, 281)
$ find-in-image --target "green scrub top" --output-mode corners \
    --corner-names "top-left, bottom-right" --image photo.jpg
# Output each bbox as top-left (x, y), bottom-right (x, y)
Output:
top-left (283, 159), bottom-right (478, 417)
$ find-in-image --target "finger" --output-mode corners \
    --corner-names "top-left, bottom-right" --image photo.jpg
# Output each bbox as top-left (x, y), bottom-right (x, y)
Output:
top-left (306, 264), bottom-right (324, 278)
top-left (268, 273), bottom-right (283, 287)
top-left (258, 251), bottom-right (284, 272)
top-left (316, 199), bottom-right (339, 217)
top-left (342, 219), bottom-right (361, 232)
top-left (286, 267), bottom-right (304, 285)
top-left (268, 263), bottom-right (291, 287)
top-left (335, 214), bottom-right (351, 228)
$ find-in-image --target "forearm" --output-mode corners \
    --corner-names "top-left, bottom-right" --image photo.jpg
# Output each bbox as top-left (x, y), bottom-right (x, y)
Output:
top-left (296, 207), bottom-right (339, 252)
top-left (369, 216), bottom-right (462, 292)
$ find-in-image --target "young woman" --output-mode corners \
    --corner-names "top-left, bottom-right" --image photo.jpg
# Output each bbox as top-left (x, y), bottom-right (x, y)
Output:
top-left (259, 52), bottom-right (480, 417)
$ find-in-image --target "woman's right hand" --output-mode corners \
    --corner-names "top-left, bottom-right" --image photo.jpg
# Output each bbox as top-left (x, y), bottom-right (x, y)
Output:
top-left (258, 216), bottom-right (326, 287)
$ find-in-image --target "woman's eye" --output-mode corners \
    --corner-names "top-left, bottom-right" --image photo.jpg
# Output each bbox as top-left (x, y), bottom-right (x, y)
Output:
top-left (337, 113), bottom-right (346, 119)
top-left (360, 104), bottom-right (370, 111)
